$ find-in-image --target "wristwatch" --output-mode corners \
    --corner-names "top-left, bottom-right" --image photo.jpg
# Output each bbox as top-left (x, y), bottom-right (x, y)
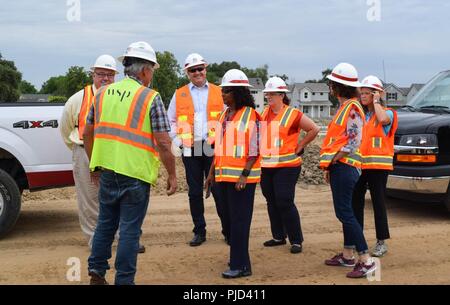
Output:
top-left (241, 169), bottom-right (250, 177)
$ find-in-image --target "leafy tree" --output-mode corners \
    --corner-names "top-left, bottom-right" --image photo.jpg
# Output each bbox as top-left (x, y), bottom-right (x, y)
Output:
top-left (64, 66), bottom-right (90, 98)
top-left (40, 75), bottom-right (67, 96)
top-left (152, 51), bottom-right (182, 107)
top-left (19, 80), bottom-right (38, 94)
top-left (0, 52), bottom-right (22, 102)
top-left (40, 66), bottom-right (90, 98)
top-left (243, 64), bottom-right (269, 84)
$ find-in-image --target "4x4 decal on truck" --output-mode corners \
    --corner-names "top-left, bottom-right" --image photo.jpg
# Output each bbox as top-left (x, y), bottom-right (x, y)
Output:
top-left (13, 120), bottom-right (59, 129)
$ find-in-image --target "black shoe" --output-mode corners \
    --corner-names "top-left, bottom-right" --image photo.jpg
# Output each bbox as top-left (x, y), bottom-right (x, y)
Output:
top-left (290, 244), bottom-right (303, 254)
top-left (138, 244), bottom-right (146, 254)
top-left (88, 271), bottom-right (108, 285)
top-left (263, 239), bottom-right (286, 247)
top-left (222, 268), bottom-right (252, 279)
top-left (189, 234), bottom-right (206, 247)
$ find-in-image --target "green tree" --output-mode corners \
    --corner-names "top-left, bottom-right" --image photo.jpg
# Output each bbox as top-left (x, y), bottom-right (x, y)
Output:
top-left (64, 66), bottom-right (90, 98)
top-left (40, 75), bottom-right (67, 96)
top-left (40, 66), bottom-right (90, 98)
top-left (151, 51), bottom-right (182, 107)
top-left (19, 80), bottom-right (37, 94)
top-left (243, 64), bottom-right (269, 84)
top-left (0, 53), bottom-right (22, 102)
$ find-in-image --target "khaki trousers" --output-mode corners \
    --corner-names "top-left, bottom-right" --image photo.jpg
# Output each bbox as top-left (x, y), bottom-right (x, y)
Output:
top-left (72, 144), bottom-right (99, 248)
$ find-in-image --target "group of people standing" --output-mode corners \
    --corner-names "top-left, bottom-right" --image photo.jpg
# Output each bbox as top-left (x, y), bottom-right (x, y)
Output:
top-left (60, 39), bottom-right (397, 284)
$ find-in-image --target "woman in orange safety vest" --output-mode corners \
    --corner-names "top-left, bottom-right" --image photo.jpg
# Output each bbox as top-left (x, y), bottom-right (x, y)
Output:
top-left (320, 63), bottom-right (376, 279)
top-left (352, 75), bottom-right (398, 258)
top-left (205, 69), bottom-right (261, 279)
top-left (259, 77), bottom-right (319, 254)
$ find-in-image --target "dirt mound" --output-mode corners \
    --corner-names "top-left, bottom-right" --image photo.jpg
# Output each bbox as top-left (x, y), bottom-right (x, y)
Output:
top-left (300, 143), bottom-right (326, 185)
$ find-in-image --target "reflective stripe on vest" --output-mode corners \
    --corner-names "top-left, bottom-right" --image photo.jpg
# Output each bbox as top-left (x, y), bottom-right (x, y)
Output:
top-left (319, 99), bottom-right (365, 169)
top-left (78, 85), bottom-right (94, 140)
top-left (360, 107), bottom-right (398, 170)
top-left (260, 105), bottom-right (302, 168)
top-left (214, 106), bottom-right (261, 183)
top-left (175, 84), bottom-right (224, 147)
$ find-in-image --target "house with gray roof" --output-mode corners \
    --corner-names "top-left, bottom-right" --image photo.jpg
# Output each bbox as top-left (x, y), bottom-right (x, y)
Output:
top-left (288, 83), bottom-right (332, 118)
top-left (384, 83), bottom-right (425, 108)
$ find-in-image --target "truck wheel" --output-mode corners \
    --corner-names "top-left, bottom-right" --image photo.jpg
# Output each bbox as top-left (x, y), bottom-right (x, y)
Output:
top-left (0, 168), bottom-right (21, 238)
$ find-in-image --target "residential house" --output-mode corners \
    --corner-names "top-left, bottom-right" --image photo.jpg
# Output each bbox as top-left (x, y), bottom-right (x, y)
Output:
top-left (384, 83), bottom-right (425, 108)
top-left (248, 78), bottom-right (265, 113)
top-left (288, 83), bottom-right (332, 118)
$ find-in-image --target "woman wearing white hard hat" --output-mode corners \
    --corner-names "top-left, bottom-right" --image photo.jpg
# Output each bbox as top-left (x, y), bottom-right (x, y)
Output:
top-left (352, 75), bottom-right (398, 258)
top-left (259, 77), bottom-right (319, 254)
top-left (205, 69), bottom-right (261, 279)
top-left (320, 63), bottom-right (376, 278)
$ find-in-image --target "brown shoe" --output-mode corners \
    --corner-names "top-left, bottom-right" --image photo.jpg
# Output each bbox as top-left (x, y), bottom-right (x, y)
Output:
top-left (138, 244), bottom-right (146, 254)
top-left (89, 271), bottom-right (108, 285)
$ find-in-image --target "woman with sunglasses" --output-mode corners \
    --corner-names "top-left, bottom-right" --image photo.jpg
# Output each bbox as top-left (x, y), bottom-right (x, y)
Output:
top-left (205, 69), bottom-right (261, 279)
top-left (352, 75), bottom-right (398, 258)
top-left (259, 77), bottom-right (319, 254)
top-left (320, 63), bottom-right (376, 278)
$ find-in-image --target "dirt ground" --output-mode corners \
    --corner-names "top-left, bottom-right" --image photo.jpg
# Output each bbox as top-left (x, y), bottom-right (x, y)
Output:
top-left (1, 182), bottom-right (450, 285)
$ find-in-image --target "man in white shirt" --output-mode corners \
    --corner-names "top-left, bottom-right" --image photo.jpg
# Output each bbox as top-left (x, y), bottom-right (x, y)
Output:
top-left (167, 53), bottom-right (226, 246)
top-left (60, 55), bottom-right (118, 248)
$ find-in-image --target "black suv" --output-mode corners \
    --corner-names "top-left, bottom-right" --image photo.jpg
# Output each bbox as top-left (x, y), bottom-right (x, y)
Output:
top-left (387, 70), bottom-right (450, 211)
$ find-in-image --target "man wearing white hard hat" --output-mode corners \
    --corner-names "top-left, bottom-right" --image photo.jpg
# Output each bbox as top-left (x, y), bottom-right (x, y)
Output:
top-left (60, 54), bottom-right (118, 249)
top-left (167, 53), bottom-right (225, 247)
top-left (352, 75), bottom-right (397, 258)
top-left (83, 41), bottom-right (177, 285)
top-left (320, 62), bottom-right (377, 279)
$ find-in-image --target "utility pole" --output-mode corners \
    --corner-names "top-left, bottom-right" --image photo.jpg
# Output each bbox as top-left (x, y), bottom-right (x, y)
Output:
top-left (382, 60), bottom-right (387, 83)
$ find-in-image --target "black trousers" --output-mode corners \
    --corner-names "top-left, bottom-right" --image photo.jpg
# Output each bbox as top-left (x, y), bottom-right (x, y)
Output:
top-left (352, 169), bottom-right (391, 241)
top-left (260, 166), bottom-right (304, 245)
top-left (216, 182), bottom-right (256, 271)
top-left (182, 142), bottom-right (225, 237)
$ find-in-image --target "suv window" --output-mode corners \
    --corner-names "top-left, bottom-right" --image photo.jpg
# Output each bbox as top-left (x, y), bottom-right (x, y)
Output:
top-left (409, 71), bottom-right (450, 108)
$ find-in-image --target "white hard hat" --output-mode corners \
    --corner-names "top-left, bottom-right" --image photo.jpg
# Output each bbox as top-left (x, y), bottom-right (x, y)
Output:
top-left (220, 69), bottom-right (253, 87)
top-left (361, 75), bottom-right (384, 91)
top-left (90, 54), bottom-right (118, 74)
top-left (184, 53), bottom-right (208, 70)
top-left (263, 77), bottom-right (289, 93)
top-left (326, 62), bottom-right (361, 87)
top-left (117, 41), bottom-right (159, 69)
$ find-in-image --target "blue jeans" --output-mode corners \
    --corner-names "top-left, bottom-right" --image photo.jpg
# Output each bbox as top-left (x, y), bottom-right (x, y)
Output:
top-left (88, 171), bottom-right (150, 285)
top-left (329, 162), bottom-right (368, 254)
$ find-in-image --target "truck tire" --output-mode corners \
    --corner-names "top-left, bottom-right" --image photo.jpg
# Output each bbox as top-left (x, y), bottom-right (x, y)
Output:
top-left (0, 168), bottom-right (21, 238)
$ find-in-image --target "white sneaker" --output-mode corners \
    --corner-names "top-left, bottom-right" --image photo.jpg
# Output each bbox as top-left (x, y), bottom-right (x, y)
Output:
top-left (371, 240), bottom-right (388, 257)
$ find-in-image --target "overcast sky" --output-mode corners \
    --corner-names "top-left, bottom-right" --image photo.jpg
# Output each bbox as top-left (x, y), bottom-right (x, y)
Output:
top-left (1, 0), bottom-right (449, 89)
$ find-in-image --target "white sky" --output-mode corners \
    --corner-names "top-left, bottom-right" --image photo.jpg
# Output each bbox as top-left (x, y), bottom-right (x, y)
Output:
top-left (1, 0), bottom-right (450, 89)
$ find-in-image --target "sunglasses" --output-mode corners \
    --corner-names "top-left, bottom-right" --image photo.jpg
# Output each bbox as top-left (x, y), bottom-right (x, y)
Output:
top-left (188, 66), bottom-right (205, 73)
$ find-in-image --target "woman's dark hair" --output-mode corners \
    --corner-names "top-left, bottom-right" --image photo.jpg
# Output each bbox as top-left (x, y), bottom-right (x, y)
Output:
top-left (282, 93), bottom-right (291, 106)
top-left (229, 86), bottom-right (256, 110)
top-left (329, 81), bottom-right (359, 99)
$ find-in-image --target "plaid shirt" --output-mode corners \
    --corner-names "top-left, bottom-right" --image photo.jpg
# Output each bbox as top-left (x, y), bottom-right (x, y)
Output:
top-left (86, 78), bottom-right (170, 133)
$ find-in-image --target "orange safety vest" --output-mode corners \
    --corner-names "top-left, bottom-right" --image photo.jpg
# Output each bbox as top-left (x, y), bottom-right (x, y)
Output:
top-left (360, 108), bottom-right (398, 170)
top-left (78, 85), bottom-right (95, 140)
top-left (260, 105), bottom-right (302, 168)
top-left (319, 99), bottom-right (365, 169)
top-left (214, 106), bottom-right (261, 183)
top-left (175, 83), bottom-right (224, 147)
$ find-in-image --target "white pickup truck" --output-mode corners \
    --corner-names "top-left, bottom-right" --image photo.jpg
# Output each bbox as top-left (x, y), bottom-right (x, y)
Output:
top-left (0, 102), bottom-right (73, 237)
